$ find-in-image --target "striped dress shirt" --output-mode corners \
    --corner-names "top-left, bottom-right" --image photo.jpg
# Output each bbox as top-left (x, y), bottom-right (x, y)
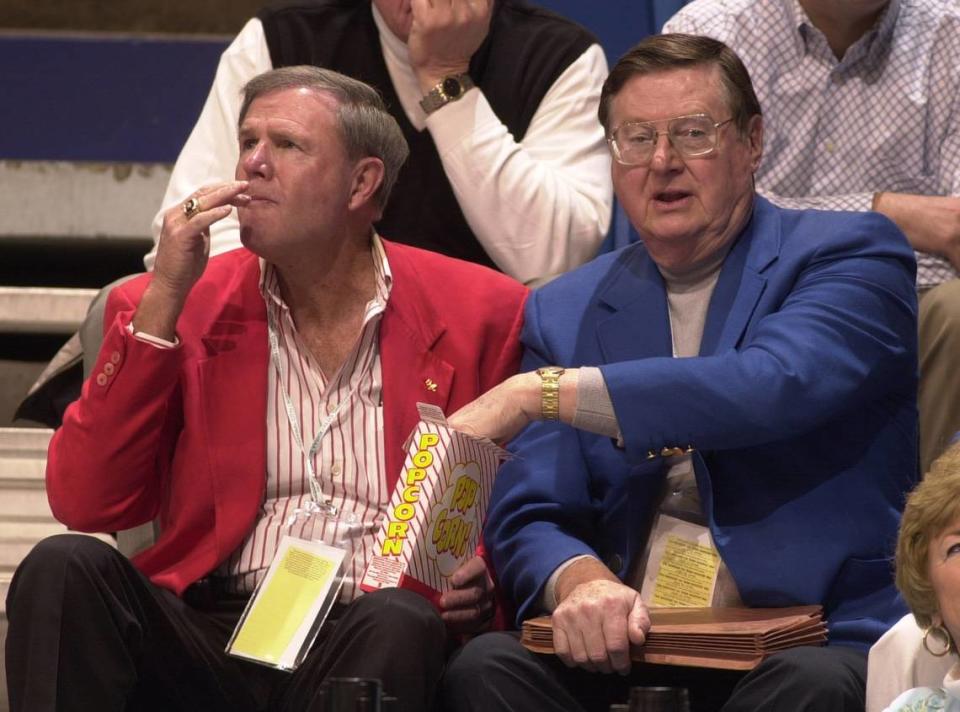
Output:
top-left (216, 236), bottom-right (392, 601)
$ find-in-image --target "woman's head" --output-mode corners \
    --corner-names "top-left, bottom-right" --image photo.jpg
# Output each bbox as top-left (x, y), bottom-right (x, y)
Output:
top-left (897, 443), bottom-right (960, 644)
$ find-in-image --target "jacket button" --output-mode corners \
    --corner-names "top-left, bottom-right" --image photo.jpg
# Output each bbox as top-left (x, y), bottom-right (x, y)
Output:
top-left (103, 362), bottom-right (115, 375)
top-left (110, 351), bottom-right (121, 364)
top-left (96, 373), bottom-right (108, 386)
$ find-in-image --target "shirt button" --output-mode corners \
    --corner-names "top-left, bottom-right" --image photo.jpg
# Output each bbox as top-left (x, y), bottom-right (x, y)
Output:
top-left (824, 140), bottom-right (835, 154)
top-left (327, 401), bottom-right (338, 414)
top-left (604, 553), bottom-right (624, 572)
top-left (96, 373), bottom-right (108, 386)
top-left (103, 362), bottom-right (115, 375)
top-left (110, 351), bottom-right (121, 364)
top-left (331, 464), bottom-right (342, 476)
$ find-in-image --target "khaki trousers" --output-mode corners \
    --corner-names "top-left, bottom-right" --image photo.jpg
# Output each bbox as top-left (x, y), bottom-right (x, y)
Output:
top-left (919, 278), bottom-right (960, 474)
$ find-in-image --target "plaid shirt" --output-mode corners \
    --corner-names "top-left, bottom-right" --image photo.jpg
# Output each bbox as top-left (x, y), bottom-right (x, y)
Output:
top-left (665, 0), bottom-right (960, 288)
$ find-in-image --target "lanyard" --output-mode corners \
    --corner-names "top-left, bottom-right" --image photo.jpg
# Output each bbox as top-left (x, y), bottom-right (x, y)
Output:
top-left (267, 311), bottom-right (363, 514)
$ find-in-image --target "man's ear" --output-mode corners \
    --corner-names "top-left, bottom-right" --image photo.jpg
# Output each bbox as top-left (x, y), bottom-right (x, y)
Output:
top-left (348, 157), bottom-right (385, 214)
top-left (747, 114), bottom-right (763, 172)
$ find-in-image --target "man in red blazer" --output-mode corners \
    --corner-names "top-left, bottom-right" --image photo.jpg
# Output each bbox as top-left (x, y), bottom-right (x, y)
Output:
top-left (5, 66), bottom-right (525, 712)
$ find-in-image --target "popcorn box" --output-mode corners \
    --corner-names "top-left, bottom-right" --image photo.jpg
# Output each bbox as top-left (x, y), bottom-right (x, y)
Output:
top-left (359, 403), bottom-right (509, 606)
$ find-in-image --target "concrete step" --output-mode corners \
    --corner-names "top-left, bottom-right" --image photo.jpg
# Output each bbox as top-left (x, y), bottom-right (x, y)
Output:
top-left (0, 518), bottom-right (68, 543)
top-left (0, 488), bottom-right (53, 520)
top-left (0, 427), bottom-right (52, 481)
top-left (0, 286), bottom-right (97, 333)
top-left (0, 161), bottom-right (166, 240)
top-left (0, 428), bottom-right (53, 519)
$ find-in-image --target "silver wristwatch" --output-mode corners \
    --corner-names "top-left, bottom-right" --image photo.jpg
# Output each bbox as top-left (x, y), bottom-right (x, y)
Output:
top-left (419, 74), bottom-right (476, 115)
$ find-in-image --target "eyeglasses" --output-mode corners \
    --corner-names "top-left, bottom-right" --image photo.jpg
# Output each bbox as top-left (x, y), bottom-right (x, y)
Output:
top-left (608, 114), bottom-right (734, 166)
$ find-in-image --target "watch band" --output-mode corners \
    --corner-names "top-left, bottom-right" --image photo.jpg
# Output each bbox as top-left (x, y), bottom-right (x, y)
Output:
top-left (419, 73), bottom-right (475, 115)
top-left (537, 366), bottom-right (565, 421)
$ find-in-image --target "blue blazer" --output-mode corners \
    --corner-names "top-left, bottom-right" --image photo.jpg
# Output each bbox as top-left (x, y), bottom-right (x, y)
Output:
top-left (485, 197), bottom-right (919, 650)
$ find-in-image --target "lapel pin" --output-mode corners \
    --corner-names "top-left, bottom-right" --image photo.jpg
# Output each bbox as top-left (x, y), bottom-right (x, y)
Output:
top-left (424, 378), bottom-right (438, 392)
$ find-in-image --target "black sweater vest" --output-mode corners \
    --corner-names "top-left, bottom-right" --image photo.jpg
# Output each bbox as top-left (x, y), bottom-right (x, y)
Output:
top-left (258, 0), bottom-right (596, 270)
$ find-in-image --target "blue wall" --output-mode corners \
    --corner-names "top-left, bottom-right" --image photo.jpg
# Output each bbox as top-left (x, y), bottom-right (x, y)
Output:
top-left (0, 1), bottom-right (685, 164)
top-left (545, 0), bottom-right (687, 64)
top-left (1, 34), bottom-right (225, 163)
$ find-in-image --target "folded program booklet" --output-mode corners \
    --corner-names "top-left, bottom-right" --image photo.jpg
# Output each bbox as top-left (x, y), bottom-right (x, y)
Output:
top-left (521, 605), bottom-right (826, 671)
top-left (359, 403), bottom-right (509, 608)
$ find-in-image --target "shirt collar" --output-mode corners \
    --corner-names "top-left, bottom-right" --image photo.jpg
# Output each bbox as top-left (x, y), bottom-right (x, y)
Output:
top-left (259, 231), bottom-right (394, 313)
top-left (789, 0), bottom-right (900, 68)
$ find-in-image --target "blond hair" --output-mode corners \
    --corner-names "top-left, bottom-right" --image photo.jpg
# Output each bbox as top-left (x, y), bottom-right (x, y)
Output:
top-left (896, 443), bottom-right (960, 627)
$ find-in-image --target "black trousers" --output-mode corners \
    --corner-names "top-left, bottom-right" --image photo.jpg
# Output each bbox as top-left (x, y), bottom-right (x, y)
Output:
top-left (5, 534), bottom-right (447, 712)
top-left (440, 631), bottom-right (867, 712)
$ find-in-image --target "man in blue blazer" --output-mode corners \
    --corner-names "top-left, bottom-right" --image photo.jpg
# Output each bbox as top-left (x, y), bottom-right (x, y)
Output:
top-left (442, 33), bottom-right (918, 712)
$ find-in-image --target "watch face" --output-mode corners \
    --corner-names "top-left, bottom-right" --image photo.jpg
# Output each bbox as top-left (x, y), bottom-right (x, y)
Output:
top-left (441, 76), bottom-right (462, 98)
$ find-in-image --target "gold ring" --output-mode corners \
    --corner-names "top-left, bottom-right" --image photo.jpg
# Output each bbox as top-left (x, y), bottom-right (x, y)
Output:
top-left (182, 197), bottom-right (202, 219)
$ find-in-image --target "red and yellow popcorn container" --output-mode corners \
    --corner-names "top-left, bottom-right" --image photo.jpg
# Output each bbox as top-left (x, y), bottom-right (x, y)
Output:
top-left (360, 403), bottom-right (509, 608)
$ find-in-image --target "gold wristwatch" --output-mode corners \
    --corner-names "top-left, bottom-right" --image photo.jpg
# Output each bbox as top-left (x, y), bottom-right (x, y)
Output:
top-left (419, 73), bottom-right (476, 115)
top-left (536, 366), bottom-right (565, 420)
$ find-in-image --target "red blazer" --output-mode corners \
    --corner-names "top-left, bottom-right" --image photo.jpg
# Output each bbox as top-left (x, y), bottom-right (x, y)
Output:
top-left (46, 241), bottom-right (526, 596)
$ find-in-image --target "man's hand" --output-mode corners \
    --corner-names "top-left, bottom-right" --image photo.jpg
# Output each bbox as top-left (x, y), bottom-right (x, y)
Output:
top-left (552, 558), bottom-right (650, 675)
top-left (447, 373), bottom-right (538, 443)
top-left (408, 0), bottom-right (493, 94)
top-left (438, 555), bottom-right (496, 634)
top-left (874, 193), bottom-right (960, 271)
top-left (136, 181), bottom-right (248, 339)
top-left (447, 370), bottom-right (580, 443)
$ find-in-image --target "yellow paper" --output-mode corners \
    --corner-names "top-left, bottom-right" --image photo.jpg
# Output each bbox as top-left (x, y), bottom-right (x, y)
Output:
top-left (652, 534), bottom-right (720, 607)
top-left (230, 545), bottom-right (337, 664)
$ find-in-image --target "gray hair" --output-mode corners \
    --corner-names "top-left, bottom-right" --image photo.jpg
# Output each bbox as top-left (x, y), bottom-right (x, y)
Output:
top-left (239, 65), bottom-right (409, 210)
top-left (599, 34), bottom-right (762, 138)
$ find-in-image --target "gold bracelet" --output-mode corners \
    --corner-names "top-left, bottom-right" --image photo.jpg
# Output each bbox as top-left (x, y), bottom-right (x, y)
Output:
top-left (536, 366), bottom-right (565, 420)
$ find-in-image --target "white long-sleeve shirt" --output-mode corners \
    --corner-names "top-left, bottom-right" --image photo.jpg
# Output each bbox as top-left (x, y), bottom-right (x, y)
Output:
top-left (148, 9), bottom-right (612, 285)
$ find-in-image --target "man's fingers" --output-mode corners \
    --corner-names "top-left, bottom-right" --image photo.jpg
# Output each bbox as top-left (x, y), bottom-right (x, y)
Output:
top-left (602, 610), bottom-right (632, 675)
top-left (410, 0), bottom-right (433, 20)
top-left (191, 180), bottom-right (249, 212)
top-left (627, 598), bottom-right (651, 647)
top-left (581, 612), bottom-right (614, 674)
top-left (449, 554), bottom-right (488, 588)
top-left (553, 622), bottom-right (573, 667)
top-left (438, 585), bottom-right (483, 610)
top-left (554, 609), bottom-right (597, 671)
top-left (190, 205), bottom-right (233, 234)
top-left (163, 205), bottom-right (231, 250)
top-left (440, 598), bottom-right (493, 626)
top-left (463, 0), bottom-right (493, 23)
top-left (168, 181), bottom-right (248, 228)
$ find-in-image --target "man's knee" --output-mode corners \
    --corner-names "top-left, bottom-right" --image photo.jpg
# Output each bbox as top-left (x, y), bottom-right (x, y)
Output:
top-left (13, 534), bottom-right (116, 584)
top-left (448, 632), bottom-right (520, 675)
top-left (444, 632), bottom-right (528, 695)
top-left (443, 633), bottom-right (575, 711)
top-left (349, 587), bottom-right (445, 648)
top-left (725, 646), bottom-right (865, 712)
top-left (920, 279), bottom-right (960, 339)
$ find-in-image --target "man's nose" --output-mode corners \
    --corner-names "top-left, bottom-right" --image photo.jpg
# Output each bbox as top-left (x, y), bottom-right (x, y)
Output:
top-left (649, 133), bottom-right (681, 172)
top-left (239, 142), bottom-right (273, 179)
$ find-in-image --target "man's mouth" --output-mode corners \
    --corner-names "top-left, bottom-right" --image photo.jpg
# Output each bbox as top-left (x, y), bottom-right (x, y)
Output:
top-left (653, 190), bottom-right (692, 205)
